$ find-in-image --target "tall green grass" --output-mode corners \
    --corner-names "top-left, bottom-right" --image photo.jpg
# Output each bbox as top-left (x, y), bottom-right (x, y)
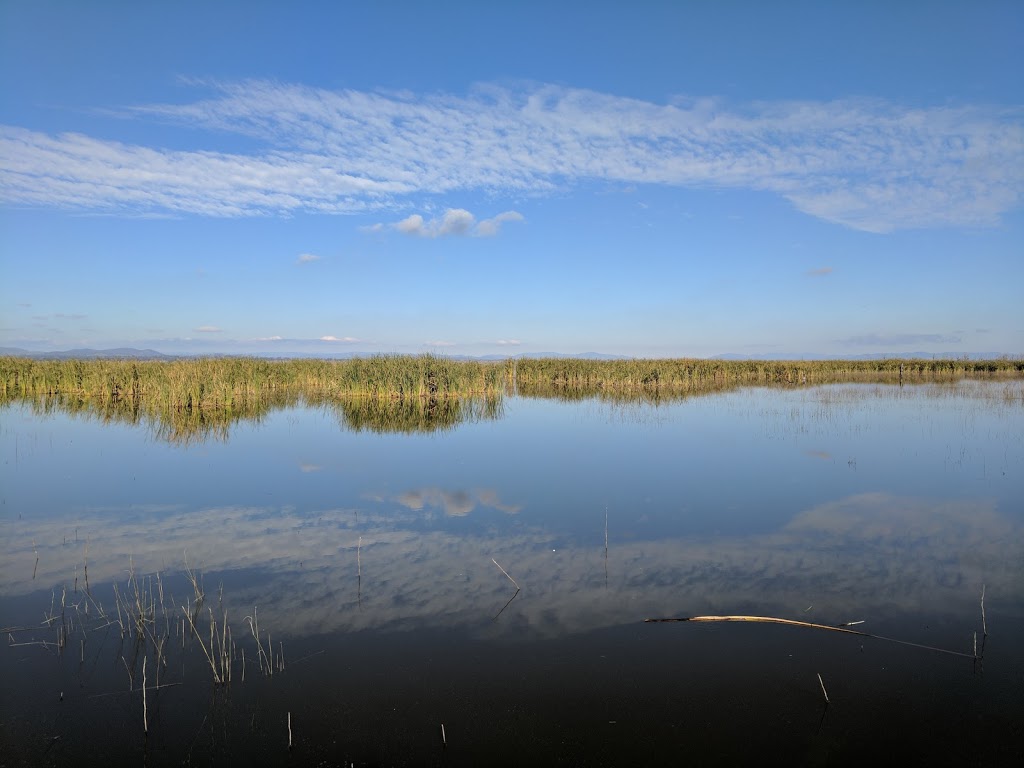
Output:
top-left (506, 357), bottom-right (1024, 393)
top-left (0, 355), bottom-right (507, 442)
top-left (2, 354), bottom-right (1020, 440)
top-left (0, 355), bottom-right (505, 404)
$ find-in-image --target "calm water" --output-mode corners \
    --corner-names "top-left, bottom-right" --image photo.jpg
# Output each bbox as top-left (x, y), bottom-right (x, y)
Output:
top-left (1, 381), bottom-right (1022, 766)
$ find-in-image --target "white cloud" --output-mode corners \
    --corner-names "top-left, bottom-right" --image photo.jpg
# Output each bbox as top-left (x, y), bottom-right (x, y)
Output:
top-left (395, 213), bottom-right (425, 235)
top-left (385, 208), bottom-right (523, 238)
top-left (195, 325), bottom-right (222, 333)
top-left (296, 253), bottom-right (321, 264)
top-left (1, 81), bottom-right (1021, 231)
top-left (475, 210), bottom-right (524, 237)
top-left (496, 339), bottom-right (521, 346)
top-left (254, 335), bottom-right (284, 341)
top-left (320, 335), bottom-right (358, 342)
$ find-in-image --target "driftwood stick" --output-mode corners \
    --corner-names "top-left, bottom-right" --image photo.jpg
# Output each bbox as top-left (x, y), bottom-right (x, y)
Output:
top-left (644, 615), bottom-right (975, 659)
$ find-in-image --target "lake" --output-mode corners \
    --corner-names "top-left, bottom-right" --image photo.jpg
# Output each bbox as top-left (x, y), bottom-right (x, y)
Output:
top-left (1, 379), bottom-right (1022, 766)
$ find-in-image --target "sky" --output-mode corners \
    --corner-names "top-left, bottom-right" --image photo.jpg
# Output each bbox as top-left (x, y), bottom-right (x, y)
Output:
top-left (1, 0), bottom-right (1022, 359)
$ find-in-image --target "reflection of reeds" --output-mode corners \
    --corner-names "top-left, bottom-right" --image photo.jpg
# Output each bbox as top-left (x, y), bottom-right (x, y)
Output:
top-left (330, 394), bottom-right (503, 434)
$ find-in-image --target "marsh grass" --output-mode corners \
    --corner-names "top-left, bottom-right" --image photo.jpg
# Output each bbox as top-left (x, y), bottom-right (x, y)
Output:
top-left (1, 355), bottom-right (506, 441)
top-left (2, 354), bottom-right (1020, 440)
top-left (24, 556), bottom-right (283, 709)
top-left (509, 357), bottom-right (1024, 395)
top-left (0, 354), bottom-right (505, 404)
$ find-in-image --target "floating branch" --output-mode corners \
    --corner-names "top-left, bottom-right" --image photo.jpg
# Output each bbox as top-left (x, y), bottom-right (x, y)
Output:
top-left (643, 615), bottom-right (976, 659)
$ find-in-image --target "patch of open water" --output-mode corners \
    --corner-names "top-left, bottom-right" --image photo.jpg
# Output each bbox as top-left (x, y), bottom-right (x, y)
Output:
top-left (1, 381), bottom-right (1022, 765)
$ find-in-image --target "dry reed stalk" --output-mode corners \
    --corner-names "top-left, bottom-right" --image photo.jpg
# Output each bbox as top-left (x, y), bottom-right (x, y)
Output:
top-left (980, 584), bottom-right (987, 636)
top-left (441, 723), bottom-right (446, 746)
top-left (142, 656), bottom-right (148, 733)
top-left (644, 615), bottom-right (976, 658)
top-left (817, 673), bottom-right (829, 704)
top-left (181, 604), bottom-right (225, 684)
top-left (491, 558), bottom-right (520, 590)
top-left (83, 540), bottom-right (91, 595)
top-left (245, 607), bottom-right (271, 675)
top-left (287, 712), bottom-right (292, 750)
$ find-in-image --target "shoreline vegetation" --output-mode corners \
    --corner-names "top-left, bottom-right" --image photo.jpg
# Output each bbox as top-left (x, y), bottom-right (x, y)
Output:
top-left (2, 354), bottom-right (1022, 440)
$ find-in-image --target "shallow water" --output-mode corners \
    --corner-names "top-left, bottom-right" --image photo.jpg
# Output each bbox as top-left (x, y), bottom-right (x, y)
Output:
top-left (1, 381), bottom-right (1022, 766)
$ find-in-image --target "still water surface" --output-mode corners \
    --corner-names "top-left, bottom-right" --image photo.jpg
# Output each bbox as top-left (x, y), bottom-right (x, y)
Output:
top-left (2, 381), bottom-right (1022, 765)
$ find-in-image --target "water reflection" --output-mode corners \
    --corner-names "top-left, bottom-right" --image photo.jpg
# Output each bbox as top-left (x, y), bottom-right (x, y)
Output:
top-left (326, 395), bottom-right (503, 434)
top-left (378, 487), bottom-right (522, 517)
top-left (3, 491), bottom-right (1019, 644)
top-left (1, 392), bottom-right (503, 443)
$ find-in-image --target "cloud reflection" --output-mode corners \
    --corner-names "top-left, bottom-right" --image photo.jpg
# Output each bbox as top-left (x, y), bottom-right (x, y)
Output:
top-left (1, 493), bottom-right (1019, 644)
top-left (385, 487), bottom-right (522, 517)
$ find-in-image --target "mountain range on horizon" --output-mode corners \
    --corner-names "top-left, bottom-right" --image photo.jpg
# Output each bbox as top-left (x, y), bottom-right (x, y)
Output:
top-left (1, 347), bottom-right (1019, 363)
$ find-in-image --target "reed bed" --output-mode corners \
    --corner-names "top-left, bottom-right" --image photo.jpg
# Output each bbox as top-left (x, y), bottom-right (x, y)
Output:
top-left (2, 355), bottom-right (1020, 440)
top-left (507, 357), bottom-right (1024, 393)
top-left (0, 355), bottom-right (505, 441)
top-left (0, 354), bottom-right (506, 404)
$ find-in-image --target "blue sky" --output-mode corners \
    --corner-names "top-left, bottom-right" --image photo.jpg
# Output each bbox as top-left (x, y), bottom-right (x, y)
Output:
top-left (1, 1), bottom-right (1022, 358)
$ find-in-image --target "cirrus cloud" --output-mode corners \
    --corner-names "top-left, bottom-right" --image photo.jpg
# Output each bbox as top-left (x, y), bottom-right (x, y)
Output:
top-left (1, 80), bottom-right (1021, 232)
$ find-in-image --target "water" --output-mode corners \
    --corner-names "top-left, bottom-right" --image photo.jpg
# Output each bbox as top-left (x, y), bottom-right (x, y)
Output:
top-left (1, 381), bottom-right (1022, 765)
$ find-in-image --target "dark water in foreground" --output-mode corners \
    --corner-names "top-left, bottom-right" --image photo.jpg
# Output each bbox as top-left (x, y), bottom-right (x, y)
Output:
top-left (1, 381), bottom-right (1023, 766)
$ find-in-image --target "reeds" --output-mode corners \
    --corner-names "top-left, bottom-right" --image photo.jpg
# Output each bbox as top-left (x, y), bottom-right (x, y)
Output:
top-left (509, 356), bottom-right (1024, 400)
top-left (0, 354), bottom-right (506, 404)
top-left (0, 354), bottom-right (506, 441)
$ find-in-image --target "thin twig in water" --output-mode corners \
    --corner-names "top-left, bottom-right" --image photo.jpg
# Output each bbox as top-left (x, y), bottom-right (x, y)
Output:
top-left (643, 615), bottom-right (976, 659)
top-left (142, 656), bottom-right (148, 733)
top-left (287, 712), bottom-right (292, 750)
top-left (980, 584), bottom-right (987, 637)
top-left (817, 672), bottom-right (829, 705)
top-left (491, 558), bottom-right (520, 590)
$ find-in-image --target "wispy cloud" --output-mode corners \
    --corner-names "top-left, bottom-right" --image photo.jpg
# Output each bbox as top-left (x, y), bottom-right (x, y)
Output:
top-left (840, 332), bottom-right (962, 346)
top-left (32, 313), bottom-right (87, 321)
top-left (2, 80), bottom-right (1021, 231)
top-left (194, 325), bottom-right (222, 333)
top-left (296, 252), bottom-right (321, 264)
top-left (496, 339), bottom-right (521, 346)
top-left (806, 266), bottom-right (834, 277)
top-left (387, 208), bottom-right (523, 238)
top-left (320, 335), bottom-right (358, 342)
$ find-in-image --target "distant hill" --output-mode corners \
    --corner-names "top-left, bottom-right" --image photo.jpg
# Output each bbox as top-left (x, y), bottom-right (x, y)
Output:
top-left (0, 347), bottom-right (175, 360)
top-left (1, 347), bottom-right (1017, 362)
top-left (710, 352), bottom-right (1018, 361)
